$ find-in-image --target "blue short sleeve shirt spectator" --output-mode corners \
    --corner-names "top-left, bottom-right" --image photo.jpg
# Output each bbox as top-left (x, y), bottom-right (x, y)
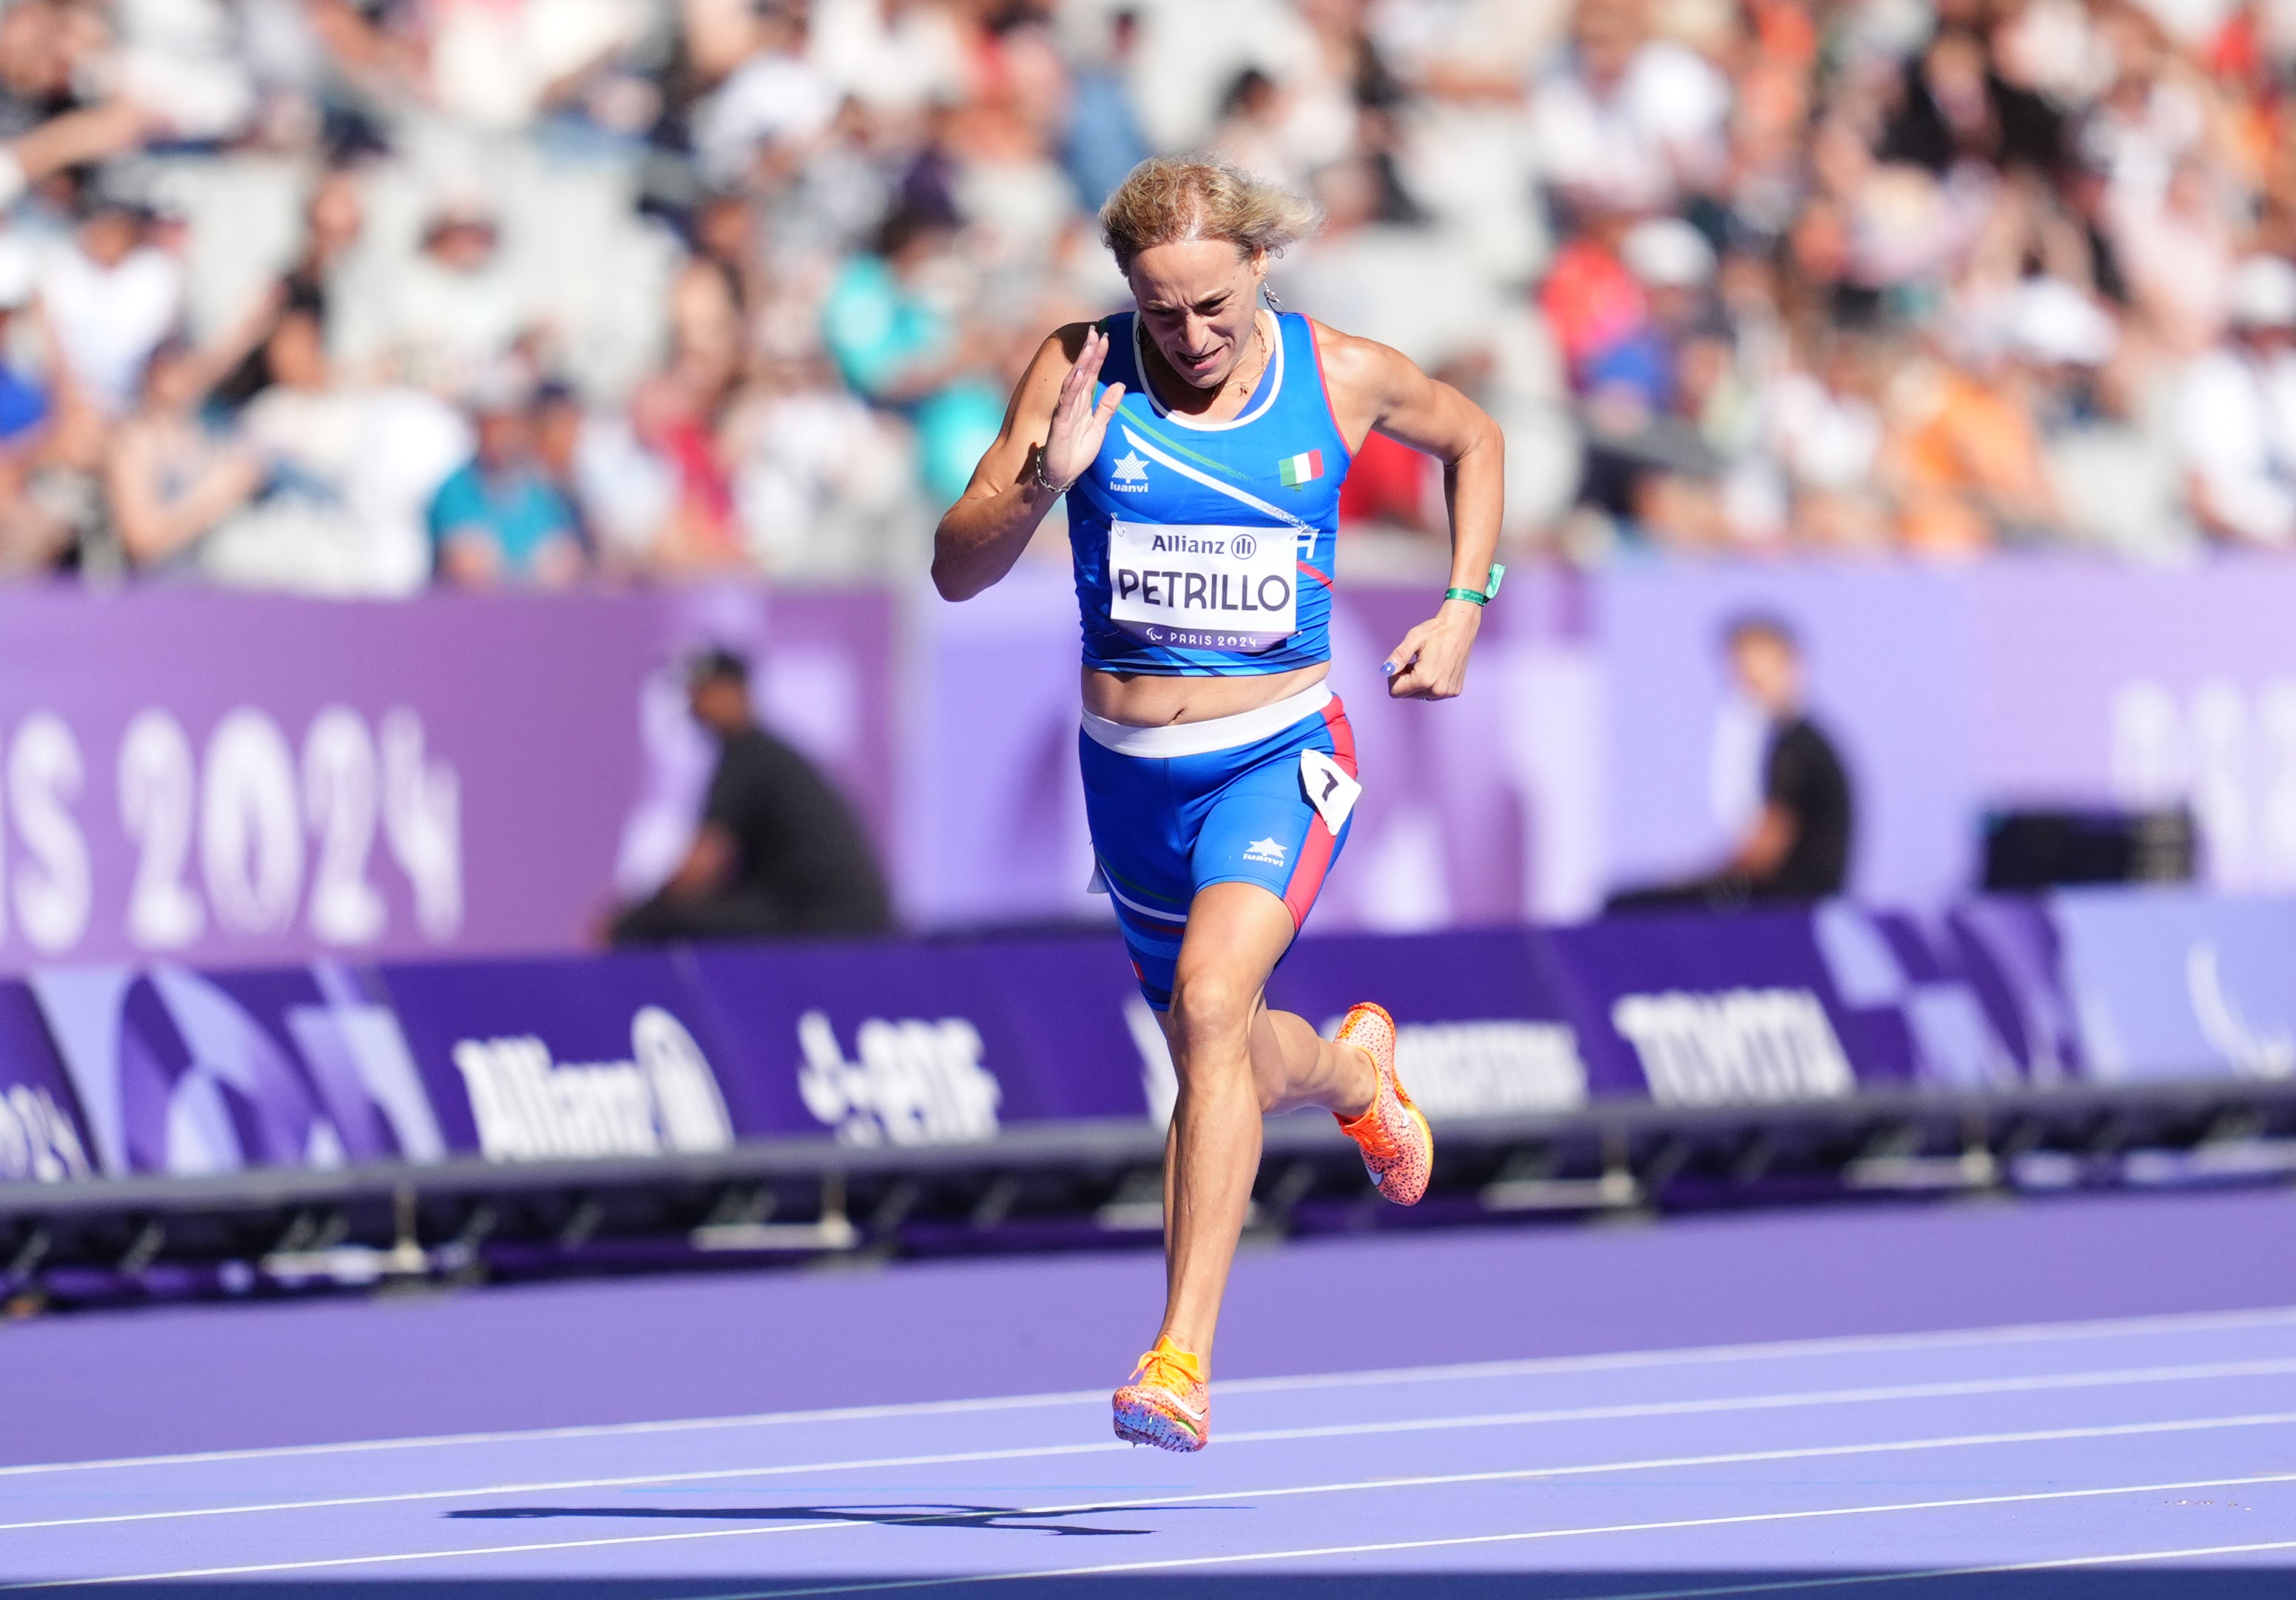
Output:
top-left (428, 462), bottom-right (576, 577)
top-left (0, 365), bottom-right (49, 443)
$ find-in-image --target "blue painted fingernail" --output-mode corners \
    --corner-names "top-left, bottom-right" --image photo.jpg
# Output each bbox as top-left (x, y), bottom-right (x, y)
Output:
top-left (1382, 661), bottom-right (1398, 678)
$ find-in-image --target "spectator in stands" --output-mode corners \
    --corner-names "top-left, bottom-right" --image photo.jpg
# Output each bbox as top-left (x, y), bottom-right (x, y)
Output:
top-left (0, 233), bottom-right (76, 571)
top-left (1882, 335), bottom-right (2061, 556)
top-left (108, 340), bottom-right (264, 575)
top-left (1062, 9), bottom-right (1148, 212)
top-left (1609, 615), bottom-right (1854, 911)
top-left (610, 647), bottom-right (892, 945)
top-left (2180, 255), bottom-right (2296, 546)
top-left (38, 178), bottom-right (182, 417)
top-left (215, 169), bottom-right (368, 411)
top-left (0, 237), bottom-right (50, 450)
top-left (428, 373), bottom-right (585, 587)
top-left (204, 309), bottom-right (466, 595)
top-left (724, 337), bottom-right (915, 575)
top-left (377, 194), bottom-right (524, 396)
top-left (821, 206), bottom-right (1003, 507)
top-left (1531, 0), bottom-right (1730, 215)
top-left (690, 0), bottom-right (838, 186)
top-left (0, 0), bottom-right (2289, 581)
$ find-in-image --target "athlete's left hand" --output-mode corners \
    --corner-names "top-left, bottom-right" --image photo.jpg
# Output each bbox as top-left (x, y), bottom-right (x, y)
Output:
top-left (1384, 598), bottom-right (1481, 700)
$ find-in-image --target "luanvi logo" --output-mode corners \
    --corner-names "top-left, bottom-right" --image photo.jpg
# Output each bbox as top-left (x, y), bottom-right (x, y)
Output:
top-left (796, 1010), bottom-right (1003, 1145)
top-left (451, 1007), bottom-right (734, 1161)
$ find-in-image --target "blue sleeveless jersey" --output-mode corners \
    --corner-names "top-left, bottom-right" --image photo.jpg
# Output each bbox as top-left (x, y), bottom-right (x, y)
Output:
top-left (1068, 310), bottom-right (1350, 675)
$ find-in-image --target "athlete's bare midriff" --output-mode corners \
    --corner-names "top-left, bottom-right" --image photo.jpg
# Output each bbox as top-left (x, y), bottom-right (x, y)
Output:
top-left (1081, 661), bottom-right (1331, 727)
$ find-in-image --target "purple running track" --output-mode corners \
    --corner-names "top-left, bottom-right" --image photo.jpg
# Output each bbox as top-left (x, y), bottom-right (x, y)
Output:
top-left (4, 1189), bottom-right (2296, 1594)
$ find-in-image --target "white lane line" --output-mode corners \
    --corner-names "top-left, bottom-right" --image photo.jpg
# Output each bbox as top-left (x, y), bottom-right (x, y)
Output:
top-left (1529, 1539), bottom-right (2296, 1600)
top-left (6, 1303), bottom-right (2294, 1482)
top-left (8, 1409), bottom-right (2293, 1587)
top-left (12, 1354), bottom-right (2296, 1535)
top-left (679, 1478), bottom-right (2296, 1598)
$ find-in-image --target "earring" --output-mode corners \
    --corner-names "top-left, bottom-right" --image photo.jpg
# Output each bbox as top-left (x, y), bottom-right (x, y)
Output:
top-left (1263, 285), bottom-right (1284, 311)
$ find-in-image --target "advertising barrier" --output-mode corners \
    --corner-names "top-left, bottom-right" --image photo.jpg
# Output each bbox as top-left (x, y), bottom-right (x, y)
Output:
top-left (0, 886), bottom-right (2288, 1188)
top-left (27, 962), bottom-right (439, 1178)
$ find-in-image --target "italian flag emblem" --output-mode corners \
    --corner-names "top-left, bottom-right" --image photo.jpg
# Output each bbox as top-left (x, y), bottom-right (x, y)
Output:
top-left (1276, 450), bottom-right (1324, 487)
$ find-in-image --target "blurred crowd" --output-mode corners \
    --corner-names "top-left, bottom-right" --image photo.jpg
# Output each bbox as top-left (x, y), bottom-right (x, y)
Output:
top-left (0, 0), bottom-right (2295, 590)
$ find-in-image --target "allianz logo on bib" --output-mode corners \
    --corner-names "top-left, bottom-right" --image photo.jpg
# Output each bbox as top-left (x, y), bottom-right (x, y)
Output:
top-left (1109, 450), bottom-right (1151, 492)
top-left (1141, 531), bottom-right (1259, 558)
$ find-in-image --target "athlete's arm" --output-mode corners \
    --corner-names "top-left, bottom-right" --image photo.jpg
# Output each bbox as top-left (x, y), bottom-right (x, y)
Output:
top-left (930, 323), bottom-right (1127, 601)
top-left (1313, 323), bottom-right (1504, 701)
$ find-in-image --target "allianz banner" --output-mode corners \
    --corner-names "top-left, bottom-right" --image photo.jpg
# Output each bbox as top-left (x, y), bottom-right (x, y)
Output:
top-left (377, 953), bottom-right (753, 1162)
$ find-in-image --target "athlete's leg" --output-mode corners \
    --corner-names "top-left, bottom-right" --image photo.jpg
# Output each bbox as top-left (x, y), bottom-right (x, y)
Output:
top-left (1154, 880), bottom-right (1374, 1358)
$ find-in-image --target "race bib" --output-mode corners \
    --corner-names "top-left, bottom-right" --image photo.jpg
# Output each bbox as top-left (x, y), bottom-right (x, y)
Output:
top-left (1108, 519), bottom-right (1297, 652)
top-left (1299, 748), bottom-right (1361, 834)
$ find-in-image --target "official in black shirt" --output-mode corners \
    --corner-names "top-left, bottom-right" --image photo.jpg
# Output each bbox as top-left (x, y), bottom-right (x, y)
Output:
top-left (1607, 615), bottom-right (1854, 911)
top-left (610, 649), bottom-right (892, 944)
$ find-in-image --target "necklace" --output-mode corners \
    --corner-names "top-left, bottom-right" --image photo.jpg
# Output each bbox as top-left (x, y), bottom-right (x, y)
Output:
top-left (1226, 314), bottom-right (1271, 404)
top-left (1156, 312), bottom-right (1270, 411)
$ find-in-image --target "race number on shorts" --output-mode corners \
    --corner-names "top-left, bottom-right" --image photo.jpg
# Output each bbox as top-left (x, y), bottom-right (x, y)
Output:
top-left (1299, 749), bottom-right (1361, 834)
top-left (1108, 519), bottom-right (1298, 652)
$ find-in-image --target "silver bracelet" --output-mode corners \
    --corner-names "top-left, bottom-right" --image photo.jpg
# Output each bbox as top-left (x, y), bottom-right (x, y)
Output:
top-left (1032, 448), bottom-right (1077, 497)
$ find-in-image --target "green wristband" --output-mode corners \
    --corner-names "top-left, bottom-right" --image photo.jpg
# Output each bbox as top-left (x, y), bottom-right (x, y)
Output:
top-left (1443, 563), bottom-right (1506, 607)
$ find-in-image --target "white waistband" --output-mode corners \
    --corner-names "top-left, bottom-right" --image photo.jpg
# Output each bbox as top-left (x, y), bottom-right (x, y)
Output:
top-left (1082, 682), bottom-right (1333, 758)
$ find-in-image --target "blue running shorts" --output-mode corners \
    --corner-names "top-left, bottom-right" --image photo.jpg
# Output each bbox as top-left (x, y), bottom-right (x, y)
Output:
top-left (1080, 684), bottom-right (1358, 1010)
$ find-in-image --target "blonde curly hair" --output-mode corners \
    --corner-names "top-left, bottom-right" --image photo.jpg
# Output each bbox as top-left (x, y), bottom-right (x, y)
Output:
top-left (1099, 156), bottom-right (1321, 274)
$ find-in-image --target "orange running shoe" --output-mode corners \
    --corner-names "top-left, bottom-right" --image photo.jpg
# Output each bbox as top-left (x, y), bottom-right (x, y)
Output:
top-left (1112, 1337), bottom-right (1209, 1452)
top-left (1333, 1002), bottom-right (1432, 1204)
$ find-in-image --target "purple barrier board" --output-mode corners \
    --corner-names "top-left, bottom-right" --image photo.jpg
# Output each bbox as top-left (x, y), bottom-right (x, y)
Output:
top-left (686, 937), bottom-right (1152, 1144)
top-left (25, 962), bottom-right (440, 1177)
top-left (377, 953), bottom-right (752, 1161)
top-left (0, 587), bottom-right (893, 972)
top-left (1541, 902), bottom-right (2086, 1104)
top-left (3, 886), bottom-right (2286, 1184)
top-left (1547, 910), bottom-right (1871, 1103)
top-left (1268, 928), bottom-right (1590, 1118)
top-left (2047, 887), bottom-right (2296, 1083)
top-left (0, 979), bottom-right (93, 1182)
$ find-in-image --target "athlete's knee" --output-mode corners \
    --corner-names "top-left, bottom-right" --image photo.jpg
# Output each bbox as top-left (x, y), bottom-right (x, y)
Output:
top-left (1165, 968), bottom-right (1259, 1065)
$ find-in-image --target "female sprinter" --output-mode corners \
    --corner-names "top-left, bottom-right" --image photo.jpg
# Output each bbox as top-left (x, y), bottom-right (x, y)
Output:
top-left (931, 157), bottom-right (1504, 1452)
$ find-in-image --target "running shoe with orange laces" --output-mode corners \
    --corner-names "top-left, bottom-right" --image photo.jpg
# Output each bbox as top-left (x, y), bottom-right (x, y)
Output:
top-left (1333, 1002), bottom-right (1432, 1204)
top-left (1112, 1336), bottom-right (1209, 1452)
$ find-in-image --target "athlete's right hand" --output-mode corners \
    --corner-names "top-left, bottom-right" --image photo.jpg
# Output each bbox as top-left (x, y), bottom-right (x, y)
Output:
top-left (1038, 325), bottom-right (1126, 490)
